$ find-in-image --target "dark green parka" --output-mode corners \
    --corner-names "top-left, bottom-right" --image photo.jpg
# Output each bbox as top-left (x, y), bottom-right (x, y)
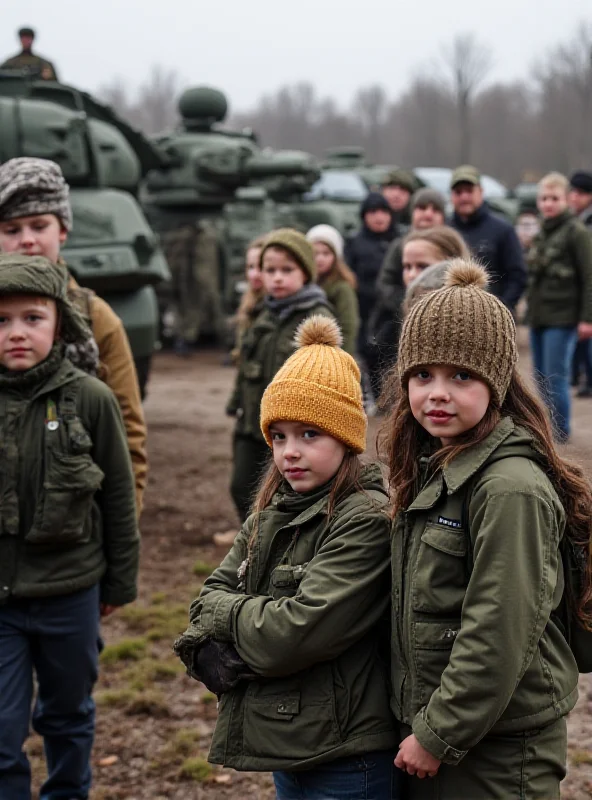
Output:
top-left (227, 291), bottom-right (334, 442)
top-left (391, 419), bottom-right (578, 765)
top-left (178, 465), bottom-right (397, 771)
top-left (0, 350), bottom-right (139, 606)
top-left (527, 210), bottom-right (592, 328)
top-left (320, 273), bottom-right (360, 356)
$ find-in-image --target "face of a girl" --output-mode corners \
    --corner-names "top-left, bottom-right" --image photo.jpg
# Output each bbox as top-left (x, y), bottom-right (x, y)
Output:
top-left (0, 295), bottom-right (58, 371)
top-left (262, 248), bottom-right (306, 299)
top-left (269, 420), bottom-right (347, 493)
top-left (312, 242), bottom-right (335, 277)
top-left (408, 364), bottom-right (491, 446)
top-left (402, 240), bottom-right (444, 287)
top-left (0, 214), bottom-right (67, 264)
top-left (537, 186), bottom-right (568, 220)
top-left (246, 247), bottom-right (263, 291)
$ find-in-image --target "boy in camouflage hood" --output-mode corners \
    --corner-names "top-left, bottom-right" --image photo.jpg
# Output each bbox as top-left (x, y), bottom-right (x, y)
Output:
top-left (0, 253), bottom-right (139, 799)
top-left (0, 156), bottom-right (147, 513)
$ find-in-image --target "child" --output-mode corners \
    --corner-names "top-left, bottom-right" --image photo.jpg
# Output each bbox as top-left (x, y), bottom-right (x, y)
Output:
top-left (176, 316), bottom-right (399, 799)
top-left (306, 224), bottom-right (360, 355)
top-left (232, 235), bottom-right (266, 361)
top-left (0, 157), bottom-right (147, 513)
top-left (528, 171), bottom-right (592, 441)
top-left (226, 228), bottom-right (334, 522)
top-left (401, 227), bottom-right (469, 289)
top-left (0, 254), bottom-right (139, 798)
top-left (382, 259), bottom-right (588, 799)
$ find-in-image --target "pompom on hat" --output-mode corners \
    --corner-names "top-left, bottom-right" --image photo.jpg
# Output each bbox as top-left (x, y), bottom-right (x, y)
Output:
top-left (260, 315), bottom-right (367, 453)
top-left (397, 259), bottom-right (518, 406)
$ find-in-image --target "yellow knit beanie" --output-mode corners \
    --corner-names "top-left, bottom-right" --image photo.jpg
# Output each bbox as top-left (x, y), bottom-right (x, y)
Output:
top-left (260, 316), bottom-right (367, 453)
top-left (397, 259), bottom-right (518, 406)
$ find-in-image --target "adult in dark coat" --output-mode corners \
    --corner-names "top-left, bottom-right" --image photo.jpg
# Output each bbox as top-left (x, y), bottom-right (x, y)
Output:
top-left (344, 193), bottom-right (398, 398)
top-left (449, 165), bottom-right (527, 311)
top-left (568, 170), bottom-right (592, 396)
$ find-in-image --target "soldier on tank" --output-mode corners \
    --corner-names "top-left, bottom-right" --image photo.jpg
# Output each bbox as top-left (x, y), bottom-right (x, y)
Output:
top-left (1, 27), bottom-right (59, 81)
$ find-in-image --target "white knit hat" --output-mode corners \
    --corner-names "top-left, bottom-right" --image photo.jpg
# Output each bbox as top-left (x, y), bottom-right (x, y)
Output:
top-left (306, 224), bottom-right (344, 260)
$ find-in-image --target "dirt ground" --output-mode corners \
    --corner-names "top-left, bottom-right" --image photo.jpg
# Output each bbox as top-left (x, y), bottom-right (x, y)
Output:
top-left (28, 339), bottom-right (592, 798)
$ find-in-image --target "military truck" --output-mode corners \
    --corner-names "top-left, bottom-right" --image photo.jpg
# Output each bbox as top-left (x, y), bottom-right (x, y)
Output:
top-left (0, 71), bottom-right (170, 394)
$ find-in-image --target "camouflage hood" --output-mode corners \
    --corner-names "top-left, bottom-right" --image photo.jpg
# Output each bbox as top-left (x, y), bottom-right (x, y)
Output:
top-left (0, 253), bottom-right (92, 346)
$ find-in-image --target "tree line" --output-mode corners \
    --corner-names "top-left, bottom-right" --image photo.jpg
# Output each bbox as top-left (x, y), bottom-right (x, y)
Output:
top-left (100, 21), bottom-right (592, 186)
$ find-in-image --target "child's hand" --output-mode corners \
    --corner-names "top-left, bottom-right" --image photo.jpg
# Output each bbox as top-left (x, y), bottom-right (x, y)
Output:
top-left (394, 734), bottom-right (441, 778)
top-left (100, 603), bottom-right (120, 618)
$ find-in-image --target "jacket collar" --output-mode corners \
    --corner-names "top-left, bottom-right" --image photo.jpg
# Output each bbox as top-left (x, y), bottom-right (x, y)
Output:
top-left (452, 202), bottom-right (489, 228)
top-left (408, 417), bottom-right (515, 511)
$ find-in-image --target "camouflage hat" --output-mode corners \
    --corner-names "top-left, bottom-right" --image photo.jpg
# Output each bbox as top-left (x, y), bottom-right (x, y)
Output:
top-left (381, 169), bottom-right (416, 193)
top-left (450, 165), bottom-right (481, 188)
top-left (261, 228), bottom-right (317, 282)
top-left (0, 157), bottom-right (73, 231)
top-left (0, 253), bottom-right (91, 345)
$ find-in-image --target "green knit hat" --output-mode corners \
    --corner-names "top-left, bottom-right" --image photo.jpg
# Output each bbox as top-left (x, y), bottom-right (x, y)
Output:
top-left (0, 253), bottom-right (91, 345)
top-left (260, 228), bottom-right (317, 282)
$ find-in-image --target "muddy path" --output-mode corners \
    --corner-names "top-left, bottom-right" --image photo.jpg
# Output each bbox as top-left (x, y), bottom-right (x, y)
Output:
top-left (27, 343), bottom-right (592, 798)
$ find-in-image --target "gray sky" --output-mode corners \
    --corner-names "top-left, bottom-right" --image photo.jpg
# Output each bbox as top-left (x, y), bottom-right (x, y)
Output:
top-left (2, 0), bottom-right (591, 112)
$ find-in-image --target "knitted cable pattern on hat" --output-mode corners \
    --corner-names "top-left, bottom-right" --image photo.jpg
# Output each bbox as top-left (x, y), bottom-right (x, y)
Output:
top-left (397, 259), bottom-right (518, 406)
top-left (0, 157), bottom-right (73, 231)
top-left (260, 315), bottom-right (367, 453)
top-left (261, 228), bottom-right (317, 282)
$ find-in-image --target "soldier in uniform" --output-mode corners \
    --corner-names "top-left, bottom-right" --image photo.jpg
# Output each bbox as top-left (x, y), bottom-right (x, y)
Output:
top-left (1, 27), bottom-right (59, 81)
top-left (162, 219), bottom-right (224, 355)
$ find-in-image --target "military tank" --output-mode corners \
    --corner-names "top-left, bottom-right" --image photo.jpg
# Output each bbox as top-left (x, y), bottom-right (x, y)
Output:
top-left (0, 70), bottom-right (170, 394)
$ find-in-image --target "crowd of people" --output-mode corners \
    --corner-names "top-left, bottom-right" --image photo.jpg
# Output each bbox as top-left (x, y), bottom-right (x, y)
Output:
top-left (0, 142), bottom-right (591, 800)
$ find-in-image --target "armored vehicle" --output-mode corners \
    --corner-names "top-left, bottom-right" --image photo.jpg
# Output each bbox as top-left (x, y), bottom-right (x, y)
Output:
top-left (0, 71), bottom-right (170, 394)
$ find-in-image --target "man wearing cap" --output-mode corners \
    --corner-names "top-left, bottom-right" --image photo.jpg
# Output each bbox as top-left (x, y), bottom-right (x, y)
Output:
top-left (381, 169), bottom-right (416, 228)
top-left (1, 27), bottom-right (59, 81)
top-left (449, 165), bottom-right (526, 311)
top-left (568, 171), bottom-right (592, 396)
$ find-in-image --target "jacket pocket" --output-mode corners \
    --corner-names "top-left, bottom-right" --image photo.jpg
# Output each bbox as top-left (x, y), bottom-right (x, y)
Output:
top-left (412, 524), bottom-right (467, 614)
top-left (27, 453), bottom-right (104, 545)
top-left (242, 361), bottom-right (263, 381)
top-left (413, 621), bottom-right (459, 706)
top-left (269, 563), bottom-right (307, 600)
top-left (242, 668), bottom-right (341, 761)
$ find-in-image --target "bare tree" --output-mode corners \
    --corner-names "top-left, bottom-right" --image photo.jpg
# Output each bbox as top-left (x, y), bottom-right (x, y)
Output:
top-left (441, 34), bottom-right (493, 163)
top-left (352, 85), bottom-right (388, 160)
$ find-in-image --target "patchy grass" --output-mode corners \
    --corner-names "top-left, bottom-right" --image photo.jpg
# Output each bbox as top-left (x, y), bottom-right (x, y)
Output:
top-left (201, 691), bottom-right (216, 705)
top-left (123, 657), bottom-right (183, 691)
top-left (570, 749), bottom-right (592, 767)
top-left (150, 591), bottom-right (168, 605)
top-left (120, 602), bottom-right (188, 643)
top-left (96, 688), bottom-right (137, 708)
top-left (96, 686), bottom-right (170, 717)
top-left (193, 560), bottom-right (217, 578)
top-left (100, 637), bottom-right (148, 665)
top-left (178, 756), bottom-right (213, 782)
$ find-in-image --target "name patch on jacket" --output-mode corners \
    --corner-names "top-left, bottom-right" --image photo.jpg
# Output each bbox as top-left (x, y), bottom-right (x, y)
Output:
top-left (437, 516), bottom-right (462, 529)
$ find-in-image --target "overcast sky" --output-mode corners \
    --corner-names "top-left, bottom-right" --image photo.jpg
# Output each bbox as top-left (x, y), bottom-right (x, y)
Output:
top-left (2, 0), bottom-right (591, 113)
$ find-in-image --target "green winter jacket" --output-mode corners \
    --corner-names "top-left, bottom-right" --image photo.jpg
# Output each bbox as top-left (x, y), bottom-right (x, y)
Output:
top-left (181, 465), bottom-right (397, 771)
top-left (391, 418), bottom-right (578, 765)
top-left (0, 349), bottom-right (139, 606)
top-left (227, 292), bottom-right (334, 442)
top-left (319, 274), bottom-right (360, 356)
top-left (527, 210), bottom-right (592, 328)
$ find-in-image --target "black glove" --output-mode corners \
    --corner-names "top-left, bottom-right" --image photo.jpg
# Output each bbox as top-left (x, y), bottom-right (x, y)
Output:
top-left (193, 639), bottom-right (254, 696)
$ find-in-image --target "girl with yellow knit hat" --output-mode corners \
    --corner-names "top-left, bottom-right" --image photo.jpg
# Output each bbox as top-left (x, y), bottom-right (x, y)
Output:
top-left (176, 316), bottom-right (400, 798)
top-left (382, 259), bottom-right (591, 798)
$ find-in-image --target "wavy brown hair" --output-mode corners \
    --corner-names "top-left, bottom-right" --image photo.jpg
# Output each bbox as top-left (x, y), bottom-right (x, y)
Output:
top-left (378, 367), bottom-right (592, 628)
top-left (247, 451), bottom-right (364, 555)
top-left (402, 226), bottom-right (470, 261)
top-left (235, 237), bottom-right (266, 333)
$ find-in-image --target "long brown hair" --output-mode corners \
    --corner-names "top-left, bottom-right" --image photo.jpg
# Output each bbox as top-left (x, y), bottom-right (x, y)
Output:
top-left (313, 240), bottom-right (358, 290)
top-left (379, 367), bottom-right (592, 627)
top-left (247, 451), bottom-right (364, 555)
top-left (235, 236), bottom-right (266, 333)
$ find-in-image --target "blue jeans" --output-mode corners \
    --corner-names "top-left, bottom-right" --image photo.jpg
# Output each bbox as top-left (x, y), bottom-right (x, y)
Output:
top-left (273, 751), bottom-right (401, 799)
top-left (0, 585), bottom-right (100, 800)
top-left (530, 327), bottom-right (578, 440)
top-left (572, 339), bottom-right (592, 388)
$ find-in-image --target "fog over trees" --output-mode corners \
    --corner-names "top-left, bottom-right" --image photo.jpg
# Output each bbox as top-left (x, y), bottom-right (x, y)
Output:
top-left (100, 22), bottom-right (592, 185)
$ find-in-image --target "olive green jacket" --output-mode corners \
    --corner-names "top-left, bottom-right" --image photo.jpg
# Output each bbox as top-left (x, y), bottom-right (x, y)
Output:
top-left (391, 418), bottom-right (578, 765)
top-left (182, 465), bottom-right (397, 771)
top-left (527, 210), bottom-right (592, 328)
top-left (227, 296), bottom-right (334, 442)
top-left (0, 351), bottom-right (139, 606)
top-left (320, 275), bottom-right (360, 356)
